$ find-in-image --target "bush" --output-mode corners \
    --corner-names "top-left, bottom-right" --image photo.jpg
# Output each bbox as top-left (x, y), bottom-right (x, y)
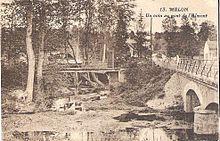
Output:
top-left (1, 62), bottom-right (27, 89)
top-left (115, 58), bottom-right (174, 107)
top-left (1, 89), bottom-right (19, 114)
top-left (124, 58), bottom-right (162, 89)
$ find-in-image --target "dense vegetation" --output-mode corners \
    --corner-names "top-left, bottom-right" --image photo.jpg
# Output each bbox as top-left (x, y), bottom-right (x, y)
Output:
top-left (115, 58), bottom-right (174, 106)
top-left (154, 16), bottom-right (217, 58)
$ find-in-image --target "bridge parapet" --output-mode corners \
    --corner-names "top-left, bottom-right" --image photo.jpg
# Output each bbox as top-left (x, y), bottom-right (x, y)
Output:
top-left (152, 55), bottom-right (218, 86)
top-left (177, 59), bottom-right (218, 85)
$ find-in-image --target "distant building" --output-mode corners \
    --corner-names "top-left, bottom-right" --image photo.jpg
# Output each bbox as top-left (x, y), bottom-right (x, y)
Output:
top-left (203, 39), bottom-right (217, 61)
top-left (126, 38), bottom-right (137, 57)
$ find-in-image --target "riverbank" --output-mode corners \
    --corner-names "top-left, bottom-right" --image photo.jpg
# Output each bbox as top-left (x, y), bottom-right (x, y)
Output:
top-left (3, 93), bottom-right (219, 141)
top-left (2, 94), bottom-right (190, 140)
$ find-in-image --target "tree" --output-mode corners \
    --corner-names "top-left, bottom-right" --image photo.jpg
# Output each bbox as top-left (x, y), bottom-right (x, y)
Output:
top-left (80, 0), bottom-right (96, 63)
top-left (97, 0), bottom-right (117, 63)
top-left (161, 15), bottom-right (200, 58)
top-left (162, 16), bottom-right (178, 32)
top-left (24, 1), bottom-right (35, 102)
top-left (161, 17), bottom-right (180, 57)
top-left (179, 24), bottom-right (199, 58)
top-left (135, 31), bottom-right (147, 57)
top-left (136, 9), bottom-right (145, 32)
top-left (1, 0), bottom-right (86, 103)
top-left (134, 10), bottom-right (147, 58)
top-left (178, 16), bottom-right (200, 58)
top-left (35, 0), bottom-right (47, 98)
top-left (198, 21), bottom-right (217, 41)
top-left (113, 0), bottom-right (135, 66)
top-left (2, 0), bottom-right (36, 102)
top-left (181, 14), bottom-right (189, 26)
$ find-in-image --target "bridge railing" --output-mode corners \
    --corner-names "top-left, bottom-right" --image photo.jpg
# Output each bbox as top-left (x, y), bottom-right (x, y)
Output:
top-left (152, 55), bottom-right (218, 84)
top-left (177, 58), bottom-right (218, 83)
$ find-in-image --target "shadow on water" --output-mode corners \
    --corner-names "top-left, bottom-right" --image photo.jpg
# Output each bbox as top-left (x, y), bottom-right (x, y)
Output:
top-left (113, 112), bottom-right (165, 122)
top-left (12, 127), bottom-right (218, 141)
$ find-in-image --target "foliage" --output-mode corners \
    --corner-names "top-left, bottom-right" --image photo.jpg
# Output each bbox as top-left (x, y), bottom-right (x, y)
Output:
top-left (116, 58), bottom-right (174, 106)
top-left (114, 10), bottom-right (130, 58)
top-left (179, 24), bottom-right (200, 58)
top-left (133, 10), bottom-right (149, 58)
top-left (1, 90), bottom-right (18, 114)
top-left (43, 64), bottom-right (72, 99)
top-left (124, 58), bottom-right (162, 89)
top-left (97, 0), bottom-right (117, 31)
top-left (34, 63), bottom-right (73, 110)
top-left (1, 62), bottom-right (28, 90)
top-left (198, 21), bottom-right (217, 41)
top-left (160, 16), bottom-right (216, 58)
top-left (113, 0), bottom-right (135, 66)
top-left (162, 17), bottom-right (178, 32)
top-left (134, 31), bottom-right (148, 57)
top-left (1, 0), bottom-right (136, 110)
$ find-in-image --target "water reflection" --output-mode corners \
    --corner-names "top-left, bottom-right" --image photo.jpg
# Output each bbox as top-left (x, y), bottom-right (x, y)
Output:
top-left (139, 128), bottom-right (177, 141)
top-left (12, 128), bottom-right (218, 141)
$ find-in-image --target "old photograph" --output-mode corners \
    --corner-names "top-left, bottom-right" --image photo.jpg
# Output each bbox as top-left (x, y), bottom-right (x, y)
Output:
top-left (0, 0), bottom-right (218, 140)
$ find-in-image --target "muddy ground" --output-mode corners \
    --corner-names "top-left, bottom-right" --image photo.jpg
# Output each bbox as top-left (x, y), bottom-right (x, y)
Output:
top-left (2, 94), bottom-right (192, 141)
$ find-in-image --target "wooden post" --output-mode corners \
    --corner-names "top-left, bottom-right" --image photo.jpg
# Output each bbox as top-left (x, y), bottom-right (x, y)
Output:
top-left (184, 60), bottom-right (188, 71)
top-left (181, 59), bottom-right (185, 70)
top-left (187, 60), bottom-right (191, 72)
top-left (214, 71), bottom-right (218, 80)
top-left (150, 17), bottom-right (153, 52)
top-left (195, 61), bottom-right (201, 75)
top-left (201, 61), bottom-right (207, 76)
top-left (75, 72), bottom-right (79, 95)
top-left (118, 70), bottom-right (120, 82)
top-left (191, 61), bottom-right (196, 74)
top-left (112, 49), bottom-right (114, 68)
top-left (102, 43), bottom-right (106, 63)
top-left (207, 62), bottom-right (214, 77)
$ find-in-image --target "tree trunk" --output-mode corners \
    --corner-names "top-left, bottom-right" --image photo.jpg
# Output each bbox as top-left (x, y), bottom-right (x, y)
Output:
top-left (25, 6), bottom-right (35, 102)
top-left (102, 43), bottom-right (106, 63)
top-left (36, 31), bottom-right (45, 96)
top-left (67, 39), bottom-right (78, 64)
top-left (102, 31), bottom-right (107, 63)
top-left (36, 0), bottom-right (46, 99)
top-left (81, 74), bottom-right (98, 87)
top-left (90, 72), bottom-right (105, 87)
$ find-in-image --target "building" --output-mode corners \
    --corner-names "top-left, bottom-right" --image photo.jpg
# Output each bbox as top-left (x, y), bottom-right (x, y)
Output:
top-left (203, 39), bottom-right (217, 61)
top-left (126, 38), bottom-right (138, 57)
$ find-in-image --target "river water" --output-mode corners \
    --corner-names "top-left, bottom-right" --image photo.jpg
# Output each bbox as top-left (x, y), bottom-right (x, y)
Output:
top-left (12, 127), bottom-right (218, 141)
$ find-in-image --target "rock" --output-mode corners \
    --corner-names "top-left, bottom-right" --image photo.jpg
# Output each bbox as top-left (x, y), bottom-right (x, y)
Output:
top-left (52, 98), bottom-right (69, 111)
top-left (9, 90), bottom-right (26, 101)
top-left (136, 113), bottom-right (157, 121)
top-left (99, 90), bottom-right (111, 95)
top-left (16, 102), bottom-right (35, 114)
top-left (114, 112), bottom-right (138, 122)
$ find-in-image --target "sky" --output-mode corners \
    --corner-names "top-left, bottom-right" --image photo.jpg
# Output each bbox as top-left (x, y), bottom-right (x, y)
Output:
top-left (132, 0), bottom-right (218, 32)
top-left (0, 0), bottom-right (218, 32)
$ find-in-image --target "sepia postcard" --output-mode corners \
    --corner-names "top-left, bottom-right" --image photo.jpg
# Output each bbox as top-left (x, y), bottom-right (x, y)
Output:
top-left (0, 0), bottom-right (219, 140)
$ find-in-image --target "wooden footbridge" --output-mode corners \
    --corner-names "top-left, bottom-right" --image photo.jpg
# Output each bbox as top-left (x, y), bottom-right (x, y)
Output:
top-left (61, 67), bottom-right (125, 87)
top-left (44, 65), bottom-right (126, 95)
top-left (60, 67), bottom-right (123, 73)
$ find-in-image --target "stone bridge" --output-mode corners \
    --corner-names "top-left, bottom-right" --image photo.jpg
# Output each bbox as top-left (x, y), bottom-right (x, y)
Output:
top-left (176, 59), bottom-right (218, 113)
top-left (153, 55), bottom-right (218, 134)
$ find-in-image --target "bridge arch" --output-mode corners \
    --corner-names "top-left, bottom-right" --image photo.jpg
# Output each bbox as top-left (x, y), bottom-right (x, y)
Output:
top-left (205, 102), bottom-right (218, 113)
top-left (183, 81), bottom-right (203, 112)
